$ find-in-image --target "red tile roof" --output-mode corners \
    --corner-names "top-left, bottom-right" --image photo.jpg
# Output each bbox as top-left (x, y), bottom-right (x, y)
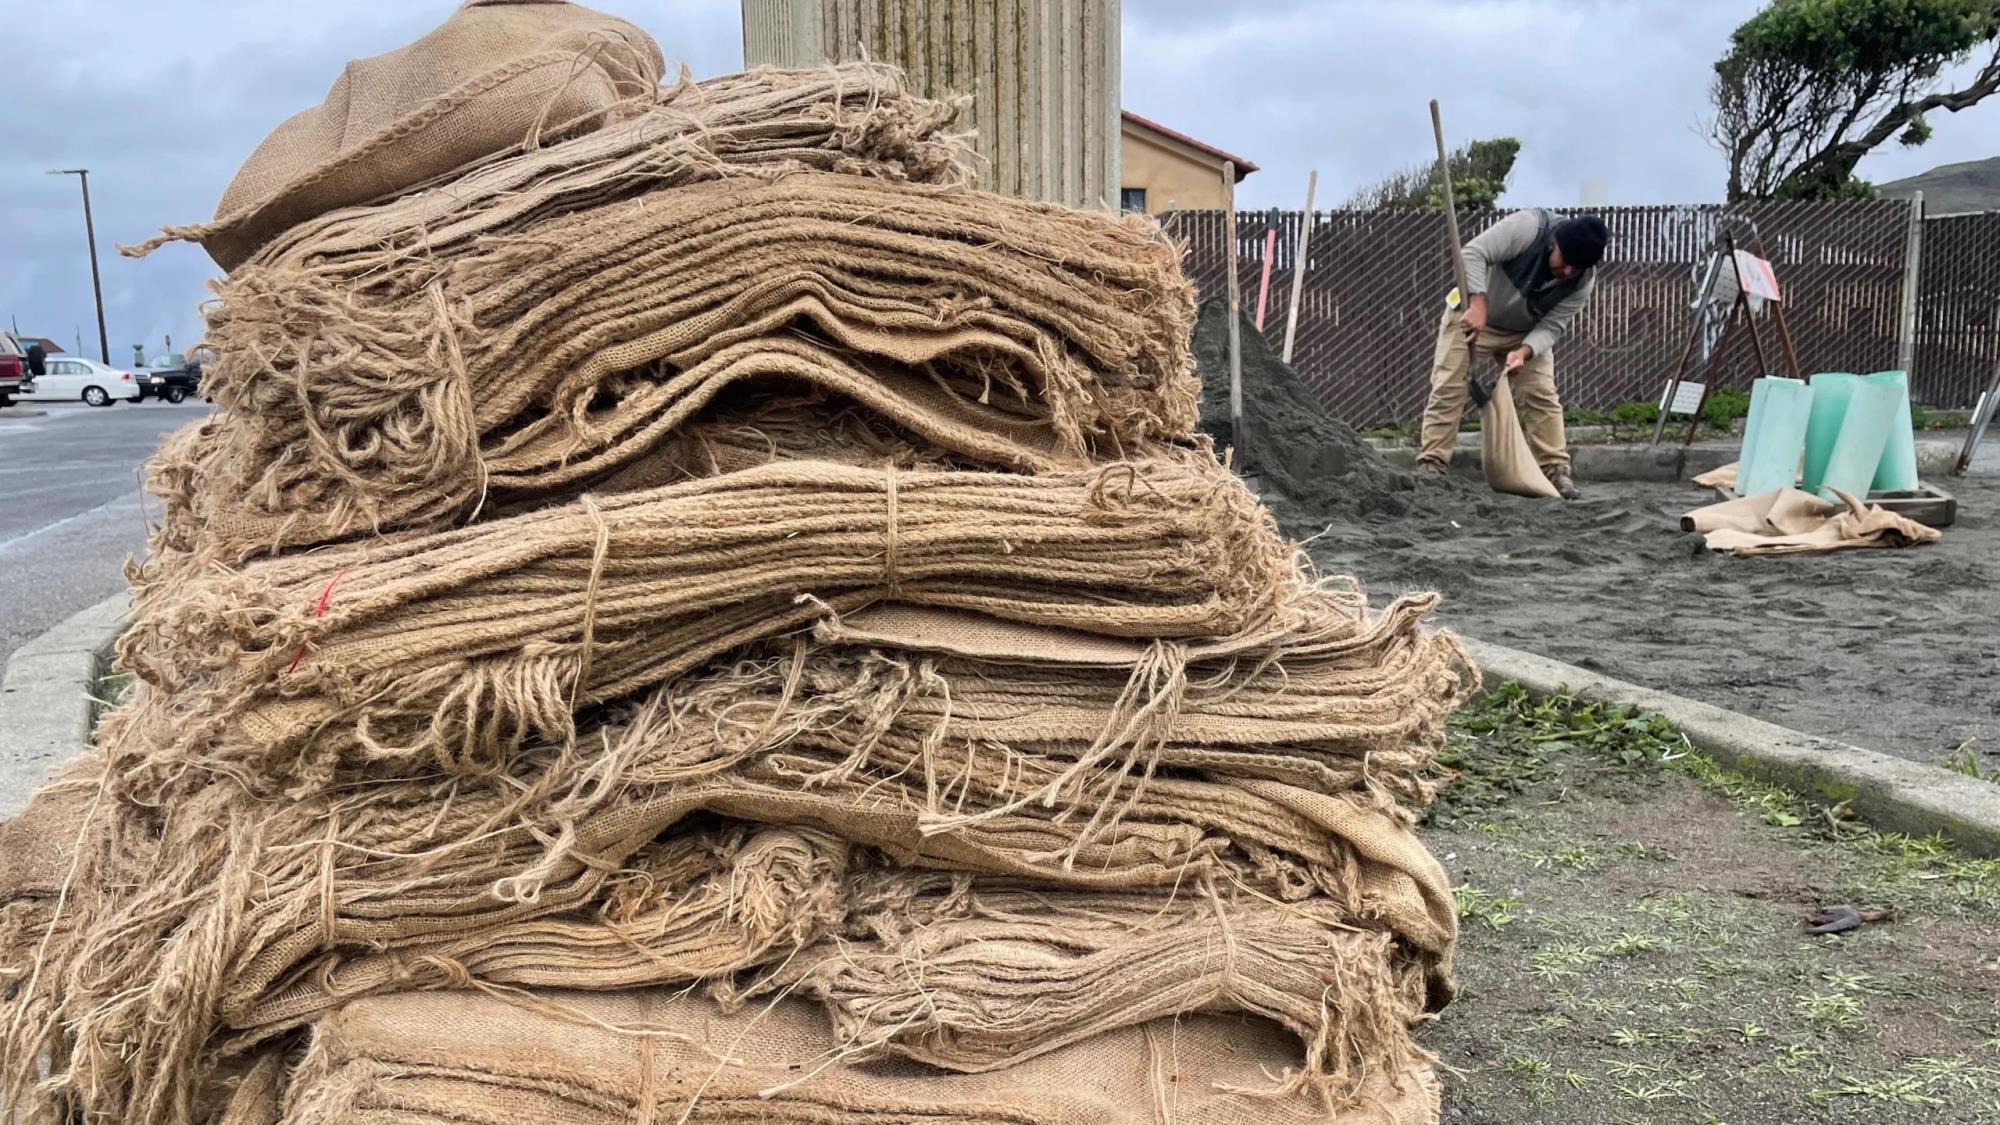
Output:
top-left (1121, 110), bottom-right (1258, 178)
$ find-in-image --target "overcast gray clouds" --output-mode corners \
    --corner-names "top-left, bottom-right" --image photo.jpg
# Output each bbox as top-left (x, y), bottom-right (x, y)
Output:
top-left (4, 0), bottom-right (1997, 358)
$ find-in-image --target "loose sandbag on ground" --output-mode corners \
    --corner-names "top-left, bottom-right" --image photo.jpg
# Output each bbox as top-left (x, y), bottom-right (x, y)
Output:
top-left (1682, 486), bottom-right (1940, 556)
top-left (268, 989), bottom-right (1439, 1125)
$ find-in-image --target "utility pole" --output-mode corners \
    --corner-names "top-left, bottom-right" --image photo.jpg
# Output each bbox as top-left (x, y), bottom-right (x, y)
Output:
top-left (48, 169), bottom-right (110, 365)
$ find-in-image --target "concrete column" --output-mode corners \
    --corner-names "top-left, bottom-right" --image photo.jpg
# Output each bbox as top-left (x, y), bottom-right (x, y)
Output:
top-left (741, 0), bottom-right (1120, 208)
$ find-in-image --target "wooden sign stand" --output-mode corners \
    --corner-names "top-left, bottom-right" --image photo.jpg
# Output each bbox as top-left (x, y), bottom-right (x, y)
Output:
top-left (1652, 231), bottom-right (1804, 446)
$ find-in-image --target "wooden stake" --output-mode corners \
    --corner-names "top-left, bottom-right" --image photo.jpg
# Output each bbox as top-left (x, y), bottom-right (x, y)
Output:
top-left (1282, 169), bottom-right (1317, 363)
top-left (1430, 102), bottom-right (1468, 301)
top-left (1223, 161), bottom-right (1245, 463)
top-left (1430, 100), bottom-right (1481, 407)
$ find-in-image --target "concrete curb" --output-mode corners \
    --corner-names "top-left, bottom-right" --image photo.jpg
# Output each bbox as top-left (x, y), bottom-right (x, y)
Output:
top-left (0, 409), bottom-right (51, 420)
top-left (0, 593), bottom-right (127, 819)
top-left (1462, 636), bottom-right (2000, 857)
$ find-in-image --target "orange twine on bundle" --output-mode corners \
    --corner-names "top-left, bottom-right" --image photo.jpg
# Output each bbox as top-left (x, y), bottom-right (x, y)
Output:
top-left (285, 567), bottom-right (353, 676)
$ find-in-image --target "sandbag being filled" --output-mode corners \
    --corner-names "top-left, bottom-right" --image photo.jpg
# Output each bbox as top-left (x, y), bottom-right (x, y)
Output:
top-left (1480, 374), bottom-right (1559, 498)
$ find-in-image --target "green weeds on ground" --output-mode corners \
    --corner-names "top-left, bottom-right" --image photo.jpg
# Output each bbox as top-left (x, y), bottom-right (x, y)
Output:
top-left (1427, 683), bottom-right (2000, 1123)
top-left (1437, 684), bottom-right (2000, 910)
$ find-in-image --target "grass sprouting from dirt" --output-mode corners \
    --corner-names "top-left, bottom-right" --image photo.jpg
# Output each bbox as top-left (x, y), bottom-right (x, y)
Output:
top-left (1946, 743), bottom-right (1996, 786)
top-left (1424, 684), bottom-right (2000, 1124)
top-left (88, 666), bottom-right (135, 735)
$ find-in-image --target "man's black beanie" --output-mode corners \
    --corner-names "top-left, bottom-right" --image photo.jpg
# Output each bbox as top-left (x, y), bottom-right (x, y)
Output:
top-left (1553, 215), bottom-right (1609, 269)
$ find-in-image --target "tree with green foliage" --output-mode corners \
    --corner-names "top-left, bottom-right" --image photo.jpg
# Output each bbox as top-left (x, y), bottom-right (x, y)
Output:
top-left (1710, 0), bottom-right (2000, 201)
top-left (1347, 137), bottom-right (1521, 211)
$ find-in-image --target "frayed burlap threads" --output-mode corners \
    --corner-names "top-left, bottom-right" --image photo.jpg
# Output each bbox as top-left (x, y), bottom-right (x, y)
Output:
top-left (1, 581), bottom-right (1469, 1124)
top-left (1, 30), bottom-right (1467, 1125)
top-left (110, 456), bottom-right (1288, 800)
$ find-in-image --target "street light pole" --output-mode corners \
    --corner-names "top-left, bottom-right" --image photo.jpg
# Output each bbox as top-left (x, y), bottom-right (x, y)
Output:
top-left (48, 169), bottom-right (110, 365)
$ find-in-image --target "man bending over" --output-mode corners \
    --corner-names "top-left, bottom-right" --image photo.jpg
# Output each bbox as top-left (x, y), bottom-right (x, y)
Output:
top-left (1417, 210), bottom-right (1607, 500)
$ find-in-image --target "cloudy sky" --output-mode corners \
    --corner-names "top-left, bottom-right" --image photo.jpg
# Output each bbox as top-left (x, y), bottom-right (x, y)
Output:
top-left (4, 0), bottom-right (1997, 359)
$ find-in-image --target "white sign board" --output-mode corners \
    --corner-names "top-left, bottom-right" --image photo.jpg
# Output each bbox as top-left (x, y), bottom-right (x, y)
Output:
top-left (1661, 380), bottom-right (1708, 417)
top-left (1732, 250), bottom-right (1782, 302)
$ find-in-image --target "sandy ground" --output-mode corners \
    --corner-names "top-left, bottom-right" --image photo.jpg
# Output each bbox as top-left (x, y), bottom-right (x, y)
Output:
top-left (1193, 296), bottom-right (1997, 771)
top-left (1289, 473), bottom-right (2000, 771)
top-left (1424, 693), bottom-right (2000, 1123)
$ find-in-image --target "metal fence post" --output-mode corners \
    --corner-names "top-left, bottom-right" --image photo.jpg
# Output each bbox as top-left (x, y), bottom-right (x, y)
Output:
top-left (1897, 190), bottom-right (1924, 378)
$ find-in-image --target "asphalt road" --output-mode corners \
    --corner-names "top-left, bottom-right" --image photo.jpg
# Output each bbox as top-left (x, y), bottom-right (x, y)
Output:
top-left (0, 400), bottom-right (208, 667)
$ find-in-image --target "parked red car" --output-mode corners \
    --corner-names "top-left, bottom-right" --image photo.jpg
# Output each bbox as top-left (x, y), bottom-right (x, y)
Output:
top-left (0, 333), bottom-right (25, 407)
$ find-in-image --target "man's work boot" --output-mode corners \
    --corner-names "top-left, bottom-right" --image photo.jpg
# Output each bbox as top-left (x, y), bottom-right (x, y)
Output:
top-left (1546, 466), bottom-right (1581, 500)
top-left (1416, 458), bottom-right (1450, 478)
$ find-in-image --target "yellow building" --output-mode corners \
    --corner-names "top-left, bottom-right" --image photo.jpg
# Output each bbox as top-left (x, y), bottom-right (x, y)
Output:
top-left (1118, 111), bottom-right (1257, 215)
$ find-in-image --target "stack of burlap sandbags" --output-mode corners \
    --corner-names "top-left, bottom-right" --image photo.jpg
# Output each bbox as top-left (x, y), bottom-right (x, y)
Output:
top-left (0, 4), bottom-right (1474, 1124)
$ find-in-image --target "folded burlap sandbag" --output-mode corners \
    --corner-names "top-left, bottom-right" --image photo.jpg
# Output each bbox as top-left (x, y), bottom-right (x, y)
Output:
top-left (0, 759), bottom-right (102, 994)
top-left (10, 591), bottom-right (1464, 1125)
top-left (113, 457), bottom-right (1285, 797)
top-left (19, 14), bottom-right (1470, 1125)
top-left (725, 880), bottom-right (1434, 1087)
top-left (174, 0), bottom-right (666, 271)
top-left (153, 171), bottom-right (1196, 563)
top-left (262, 989), bottom-right (1439, 1124)
top-left (236, 63), bottom-right (970, 274)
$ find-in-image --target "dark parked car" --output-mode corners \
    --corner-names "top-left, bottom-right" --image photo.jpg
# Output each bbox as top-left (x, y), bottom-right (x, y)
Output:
top-left (139, 355), bottom-right (204, 403)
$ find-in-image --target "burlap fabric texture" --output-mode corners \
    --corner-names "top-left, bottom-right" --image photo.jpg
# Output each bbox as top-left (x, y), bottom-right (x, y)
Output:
top-left (6, 6), bottom-right (1474, 1124)
top-left (133, 65), bottom-right (1192, 566)
top-left (5, 591), bottom-right (1466, 1124)
top-left (235, 990), bottom-right (1440, 1125)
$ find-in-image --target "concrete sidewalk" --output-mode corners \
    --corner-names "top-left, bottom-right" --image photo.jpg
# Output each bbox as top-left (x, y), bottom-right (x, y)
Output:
top-left (0, 592), bottom-right (124, 818)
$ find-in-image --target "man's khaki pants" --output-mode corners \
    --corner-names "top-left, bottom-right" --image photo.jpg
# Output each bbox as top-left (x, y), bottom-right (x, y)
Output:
top-left (1418, 310), bottom-right (1569, 472)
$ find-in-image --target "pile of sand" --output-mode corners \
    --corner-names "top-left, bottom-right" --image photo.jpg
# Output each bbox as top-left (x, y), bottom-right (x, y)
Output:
top-left (1193, 298), bottom-right (1422, 521)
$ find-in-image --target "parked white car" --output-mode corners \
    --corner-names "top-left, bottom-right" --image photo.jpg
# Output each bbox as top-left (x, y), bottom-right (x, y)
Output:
top-left (18, 357), bottom-right (143, 407)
